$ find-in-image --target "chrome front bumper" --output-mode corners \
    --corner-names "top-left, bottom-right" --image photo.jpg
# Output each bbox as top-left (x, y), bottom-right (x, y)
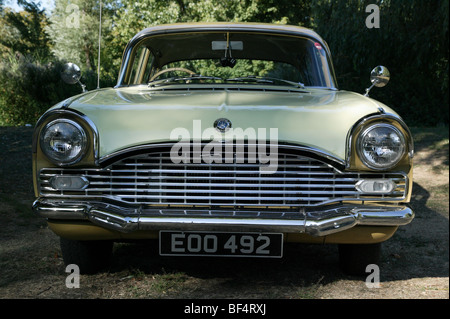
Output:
top-left (33, 199), bottom-right (414, 237)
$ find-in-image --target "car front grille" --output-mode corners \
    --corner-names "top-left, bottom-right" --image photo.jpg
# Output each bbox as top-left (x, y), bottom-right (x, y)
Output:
top-left (38, 144), bottom-right (408, 210)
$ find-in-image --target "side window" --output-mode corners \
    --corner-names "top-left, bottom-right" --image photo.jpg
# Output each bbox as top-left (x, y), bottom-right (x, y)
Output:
top-left (129, 46), bottom-right (154, 84)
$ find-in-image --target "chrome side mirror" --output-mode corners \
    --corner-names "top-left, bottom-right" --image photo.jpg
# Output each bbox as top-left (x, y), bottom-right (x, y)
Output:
top-left (61, 63), bottom-right (87, 92)
top-left (364, 65), bottom-right (390, 97)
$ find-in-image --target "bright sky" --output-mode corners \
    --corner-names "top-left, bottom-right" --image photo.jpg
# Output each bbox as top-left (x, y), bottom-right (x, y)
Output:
top-left (4, 0), bottom-right (55, 13)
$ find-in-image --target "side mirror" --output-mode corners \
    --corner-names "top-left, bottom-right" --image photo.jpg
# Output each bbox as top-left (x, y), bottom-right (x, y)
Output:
top-left (364, 65), bottom-right (390, 97)
top-left (61, 63), bottom-right (87, 92)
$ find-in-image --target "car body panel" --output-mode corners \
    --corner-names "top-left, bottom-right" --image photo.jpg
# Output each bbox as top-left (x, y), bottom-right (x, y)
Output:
top-left (47, 86), bottom-right (393, 161)
top-left (46, 220), bottom-right (398, 244)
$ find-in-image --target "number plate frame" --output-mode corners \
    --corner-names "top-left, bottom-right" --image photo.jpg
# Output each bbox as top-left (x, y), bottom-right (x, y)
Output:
top-left (159, 231), bottom-right (283, 258)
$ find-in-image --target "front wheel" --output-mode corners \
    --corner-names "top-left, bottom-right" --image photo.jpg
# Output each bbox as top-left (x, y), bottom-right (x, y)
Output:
top-left (60, 238), bottom-right (113, 274)
top-left (338, 243), bottom-right (381, 276)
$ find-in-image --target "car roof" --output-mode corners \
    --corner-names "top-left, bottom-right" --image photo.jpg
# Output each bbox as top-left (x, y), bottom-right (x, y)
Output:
top-left (131, 22), bottom-right (325, 43)
top-left (126, 23), bottom-right (330, 58)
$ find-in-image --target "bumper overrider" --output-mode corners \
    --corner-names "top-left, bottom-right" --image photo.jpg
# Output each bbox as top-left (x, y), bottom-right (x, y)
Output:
top-left (33, 199), bottom-right (414, 237)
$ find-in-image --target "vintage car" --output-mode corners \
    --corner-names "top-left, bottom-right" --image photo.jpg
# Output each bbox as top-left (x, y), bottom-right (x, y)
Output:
top-left (32, 23), bottom-right (414, 275)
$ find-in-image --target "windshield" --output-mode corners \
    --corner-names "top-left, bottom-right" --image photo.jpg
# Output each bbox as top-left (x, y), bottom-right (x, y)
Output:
top-left (122, 31), bottom-right (337, 89)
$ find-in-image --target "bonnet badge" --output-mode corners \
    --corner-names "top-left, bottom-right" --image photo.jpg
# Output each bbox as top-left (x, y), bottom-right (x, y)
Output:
top-left (214, 118), bottom-right (232, 133)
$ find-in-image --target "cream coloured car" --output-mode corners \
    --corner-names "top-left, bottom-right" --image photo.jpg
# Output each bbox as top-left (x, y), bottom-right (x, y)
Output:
top-left (33, 23), bottom-right (414, 274)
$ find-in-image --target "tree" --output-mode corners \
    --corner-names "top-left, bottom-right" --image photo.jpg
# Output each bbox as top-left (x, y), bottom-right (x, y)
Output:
top-left (0, 0), bottom-right (52, 60)
top-left (311, 0), bottom-right (449, 125)
top-left (1, 0), bottom-right (447, 126)
top-left (0, 1), bottom-right (118, 126)
top-left (46, 0), bottom-right (117, 72)
top-left (108, 0), bottom-right (313, 70)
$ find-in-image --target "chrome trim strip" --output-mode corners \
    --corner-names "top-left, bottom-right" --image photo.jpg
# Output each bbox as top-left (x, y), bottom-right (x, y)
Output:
top-left (32, 200), bottom-right (87, 220)
top-left (33, 199), bottom-right (414, 236)
top-left (98, 142), bottom-right (346, 167)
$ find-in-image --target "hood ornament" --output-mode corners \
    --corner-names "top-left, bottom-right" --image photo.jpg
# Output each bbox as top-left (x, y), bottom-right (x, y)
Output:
top-left (214, 118), bottom-right (232, 133)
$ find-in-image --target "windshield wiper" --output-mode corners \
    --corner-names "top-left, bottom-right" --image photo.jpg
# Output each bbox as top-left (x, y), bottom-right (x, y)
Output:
top-left (148, 74), bottom-right (306, 89)
top-left (226, 76), bottom-right (274, 84)
top-left (148, 75), bottom-right (223, 87)
top-left (226, 76), bottom-right (305, 89)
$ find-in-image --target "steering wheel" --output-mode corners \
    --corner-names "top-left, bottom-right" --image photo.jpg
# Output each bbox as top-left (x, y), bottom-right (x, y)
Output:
top-left (149, 67), bottom-right (196, 81)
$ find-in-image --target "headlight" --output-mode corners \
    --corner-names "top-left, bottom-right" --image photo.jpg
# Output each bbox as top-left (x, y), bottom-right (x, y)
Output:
top-left (40, 119), bottom-right (87, 165)
top-left (357, 123), bottom-right (405, 170)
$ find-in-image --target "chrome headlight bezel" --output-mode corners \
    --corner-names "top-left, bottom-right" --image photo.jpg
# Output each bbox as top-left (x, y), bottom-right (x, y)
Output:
top-left (39, 119), bottom-right (88, 166)
top-left (357, 123), bottom-right (406, 170)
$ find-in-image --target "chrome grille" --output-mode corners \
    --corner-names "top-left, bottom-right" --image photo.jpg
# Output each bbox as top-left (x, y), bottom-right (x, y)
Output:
top-left (39, 146), bottom-right (407, 209)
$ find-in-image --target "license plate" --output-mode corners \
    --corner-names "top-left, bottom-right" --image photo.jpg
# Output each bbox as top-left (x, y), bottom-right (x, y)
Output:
top-left (159, 231), bottom-right (283, 258)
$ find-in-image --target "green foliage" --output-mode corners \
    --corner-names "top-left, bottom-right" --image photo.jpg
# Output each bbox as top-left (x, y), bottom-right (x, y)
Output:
top-left (108, 0), bottom-right (313, 66)
top-left (0, 0), bottom-right (117, 126)
top-left (0, 0), bottom-right (52, 60)
top-left (165, 59), bottom-right (276, 80)
top-left (311, 0), bottom-right (449, 126)
top-left (0, 55), bottom-right (72, 125)
top-left (0, 0), bottom-right (448, 126)
top-left (0, 53), bottom-right (115, 126)
top-left (46, 0), bottom-right (119, 73)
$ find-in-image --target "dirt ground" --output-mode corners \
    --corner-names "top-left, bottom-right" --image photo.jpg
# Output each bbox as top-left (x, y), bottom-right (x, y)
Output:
top-left (0, 126), bottom-right (448, 300)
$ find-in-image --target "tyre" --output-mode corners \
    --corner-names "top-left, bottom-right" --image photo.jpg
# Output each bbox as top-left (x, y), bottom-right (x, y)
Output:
top-left (60, 238), bottom-right (114, 274)
top-left (338, 243), bottom-right (381, 276)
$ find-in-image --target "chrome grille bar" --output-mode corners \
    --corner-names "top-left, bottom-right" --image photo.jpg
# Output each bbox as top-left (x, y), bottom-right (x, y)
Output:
top-left (38, 146), bottom-right (408, 208)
